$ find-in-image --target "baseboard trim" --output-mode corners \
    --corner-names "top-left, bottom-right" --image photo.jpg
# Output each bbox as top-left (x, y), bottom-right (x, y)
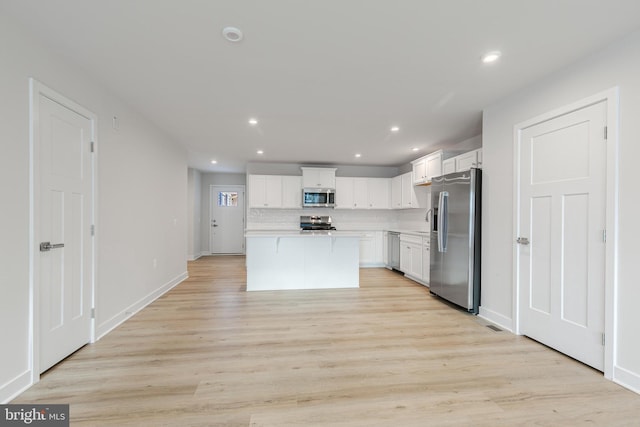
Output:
top-left (96, 271), bottom-right (188, 340)
top-left (0, 370), bottom-right (32, 404)
top-left (188, 254), bottom-right (201, 261)
top-left (360, 262), bottom-right (386, 268)
top-left (478, 307), bottom-right (514, 332)
top-left (613, 364), bottom-right (640, 394)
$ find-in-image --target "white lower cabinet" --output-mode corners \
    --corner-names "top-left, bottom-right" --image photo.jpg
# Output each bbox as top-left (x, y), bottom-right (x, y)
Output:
top-left (422, 238), bottom-right (430, 285)
top-left (359, 231), bottom-right (384, 267)
top-left (400, 234), bottom-right (423, 280)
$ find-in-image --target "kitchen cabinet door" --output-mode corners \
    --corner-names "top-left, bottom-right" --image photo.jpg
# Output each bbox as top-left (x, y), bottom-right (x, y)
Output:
top-left (401, 172), bottom-right (415, 208)
top-left (400, 243), bottom-right (411, 273)
top-left (353, 178), bottom-right (369, 209)
top-left (412, 158), bottom-right (427, 184)
top-left (442, 158), bottom-right (456, 175)
top-left (335, 177), bottom-right (354, 209)
top-left (425, 151), bottom-right (443, 181)
top-left (409, 242), bottom-right (423, 279)
top-left (422, 240), bottom-right (430, 285)
top-left (281, 176), bottom-right (302, 208)
top-left (391, 175), bottom-right (402, 209)
top-left (367, 178), bottom-right (390, 209)
top-left (455, 150), bottom-right (479, 171)
top-left (302, 167), bottom-right (336, 188)
top-left (249, 175), bottom-right (282, 208)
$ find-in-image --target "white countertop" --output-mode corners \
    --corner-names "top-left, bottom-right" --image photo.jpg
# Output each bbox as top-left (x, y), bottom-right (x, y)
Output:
top-left (245, 230), bottom-right (363, 238)
top-left (385, 229), bottom-right (430, 237)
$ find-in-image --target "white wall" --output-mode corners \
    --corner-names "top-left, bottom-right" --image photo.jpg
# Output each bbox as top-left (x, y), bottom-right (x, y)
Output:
top-left (482, 29), bottom-right (640, 392)
top-left (187, 169), bottom-right (202, 260)
top-left (0, 15), bottom-right (188, 402)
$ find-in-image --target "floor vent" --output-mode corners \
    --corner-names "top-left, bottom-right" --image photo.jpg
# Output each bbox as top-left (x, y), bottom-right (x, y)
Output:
top-left (486, 324), bottom-right (502, 332)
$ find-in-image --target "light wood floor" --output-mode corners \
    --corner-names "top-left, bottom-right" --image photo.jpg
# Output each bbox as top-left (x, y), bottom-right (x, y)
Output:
top-left (15, 256), bottom-right (640, 426)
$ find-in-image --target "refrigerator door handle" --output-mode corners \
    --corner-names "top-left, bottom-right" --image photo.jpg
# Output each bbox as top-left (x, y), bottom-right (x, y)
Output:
top-left (438, 191), bottom-right (448, 252)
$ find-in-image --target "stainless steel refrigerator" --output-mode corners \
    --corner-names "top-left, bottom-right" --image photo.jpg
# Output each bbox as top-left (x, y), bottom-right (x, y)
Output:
top-left (429, 168), bottom-right (481, 314)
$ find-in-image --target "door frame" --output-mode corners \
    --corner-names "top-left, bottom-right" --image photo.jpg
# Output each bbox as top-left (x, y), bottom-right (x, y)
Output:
top-left (513, 87), bottom-right (619, 380)
top-left (209, 185), bottom-right (246, 254)
top-left (29, 79), bottom-right (98, 382)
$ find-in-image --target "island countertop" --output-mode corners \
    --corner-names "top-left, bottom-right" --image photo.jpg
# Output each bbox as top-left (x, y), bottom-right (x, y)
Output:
top-left (245, 229), bottom-right (365, 238)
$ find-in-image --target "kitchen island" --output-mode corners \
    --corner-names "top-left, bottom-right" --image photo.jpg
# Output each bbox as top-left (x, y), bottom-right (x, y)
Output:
top-left (245, 230), bottom-right (361, 291)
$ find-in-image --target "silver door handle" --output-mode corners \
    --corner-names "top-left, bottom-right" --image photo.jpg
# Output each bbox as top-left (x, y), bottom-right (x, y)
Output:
top-left (40, 241), bottom-right (64, 252)
top-left (516, 237), bottom-right (530, 245)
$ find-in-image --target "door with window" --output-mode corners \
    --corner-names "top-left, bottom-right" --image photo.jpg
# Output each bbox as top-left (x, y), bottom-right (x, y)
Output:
top-left (210, 185), bottom-right (245, 254)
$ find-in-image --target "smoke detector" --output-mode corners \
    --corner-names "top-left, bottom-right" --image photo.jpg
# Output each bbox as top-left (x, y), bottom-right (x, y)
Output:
top-left (222, 27), bottom-right (243, 42)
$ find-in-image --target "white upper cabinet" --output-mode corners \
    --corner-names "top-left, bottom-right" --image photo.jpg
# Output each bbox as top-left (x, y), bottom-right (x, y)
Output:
top-left (390, 172), bottom-right (426, 209)
top-left (456, 149), bottom-right (480, 171)
top-left (412, 159), bottom-right (427, 185)
top-left (391, 175), bottom-right (402, 209)
top-left (353, 178), bottom-right (369, 208)
top-left (447, 148), bottom-right (483, 173)
top-left (368, 178), bottom-right (390, 209)
top-left (301, 167), bottom-right (336, 188)
top-left (335, 177), bottom-right (390, 209)
top-left (442, 158), bottom-right (456, 175)
top-left (412, 150), bottom-right (443, 184)
top-left (281, 175), bottom-right (302, 208)
top-left (335, 177), bottom-right (354, 208)
top-left (401, 172), bottom-right (418, 208)
top-left (249, 175), bottom-right (283, 208)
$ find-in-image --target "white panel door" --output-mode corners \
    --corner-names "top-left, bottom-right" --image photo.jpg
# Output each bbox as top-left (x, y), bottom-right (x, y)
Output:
top-left (38, 94), bottom-right (93, 372)
top-left (518, 101), bottom-right (607, 370)
top-left (210, 185), bottom-right (245, 254)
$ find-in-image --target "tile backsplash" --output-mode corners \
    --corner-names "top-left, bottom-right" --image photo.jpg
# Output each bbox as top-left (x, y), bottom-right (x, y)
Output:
top-left (247, 207), bottom-right (429, 231)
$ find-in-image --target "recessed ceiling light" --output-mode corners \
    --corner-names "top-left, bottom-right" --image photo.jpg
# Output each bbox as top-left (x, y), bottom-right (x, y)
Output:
top-left (412, 147), bottom-right (419, 152)
top-left (257, 150), bottom-right (264, 155)
top-left (482, 51), bottom-right (502, 64)
top-left (211, 160), bottom-right (218, 164)
top-left (355, 153), bottom-right (362, 158)
top-left (248, 118), bottom-right (258, 126)
top-left (222, 27), bottom-right (243, 42)
top-left (390, 126), bottom-right (400, 132)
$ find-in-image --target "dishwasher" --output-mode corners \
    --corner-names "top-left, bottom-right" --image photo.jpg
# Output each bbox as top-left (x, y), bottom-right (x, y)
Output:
top-left (386, 231), bottom-right (400, 270)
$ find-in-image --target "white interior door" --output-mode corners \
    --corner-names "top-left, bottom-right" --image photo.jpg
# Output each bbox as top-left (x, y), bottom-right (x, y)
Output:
top-left (210, 185), bottom-right (245, 254)
top-left (517, 100), bottom-right (607, 371)
top-left (37, 90), bottom-right (94, 373)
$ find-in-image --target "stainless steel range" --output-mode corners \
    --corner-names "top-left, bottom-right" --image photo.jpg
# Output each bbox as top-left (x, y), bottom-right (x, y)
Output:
top-left (300, 215), bottom-right (336, 231)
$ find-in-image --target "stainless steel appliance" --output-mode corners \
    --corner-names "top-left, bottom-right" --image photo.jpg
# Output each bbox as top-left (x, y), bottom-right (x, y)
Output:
top-left (429, 168), bottom-right (481, 314)
top-left (302, 188), bottom-right (335, 208)
top-left (386, 232), bottom-right (400, 270)
top-left (300, 215), bottom-right (336, 231)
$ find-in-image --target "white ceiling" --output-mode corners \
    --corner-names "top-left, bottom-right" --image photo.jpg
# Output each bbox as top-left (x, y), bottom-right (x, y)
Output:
top-left (3, 1), bottom-right (640, 173)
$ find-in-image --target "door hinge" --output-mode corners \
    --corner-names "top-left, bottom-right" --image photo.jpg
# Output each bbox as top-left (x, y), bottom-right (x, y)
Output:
top-left (90, 141), bottom-right (95, 152)
top-left (91, 225), bottom-right (95, 236)
top-left (91, 308), bottom-right (95, 319)
top-left (602, 333), bottom-right (605, 346)
top-left (602, 229), bottom-right (607, 243)
top-left (604, 126), bottom-right (608, 140)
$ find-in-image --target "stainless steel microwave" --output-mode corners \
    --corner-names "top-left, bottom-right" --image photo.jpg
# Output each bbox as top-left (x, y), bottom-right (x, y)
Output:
top-left (302, 188), bottom-right (335, 208)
